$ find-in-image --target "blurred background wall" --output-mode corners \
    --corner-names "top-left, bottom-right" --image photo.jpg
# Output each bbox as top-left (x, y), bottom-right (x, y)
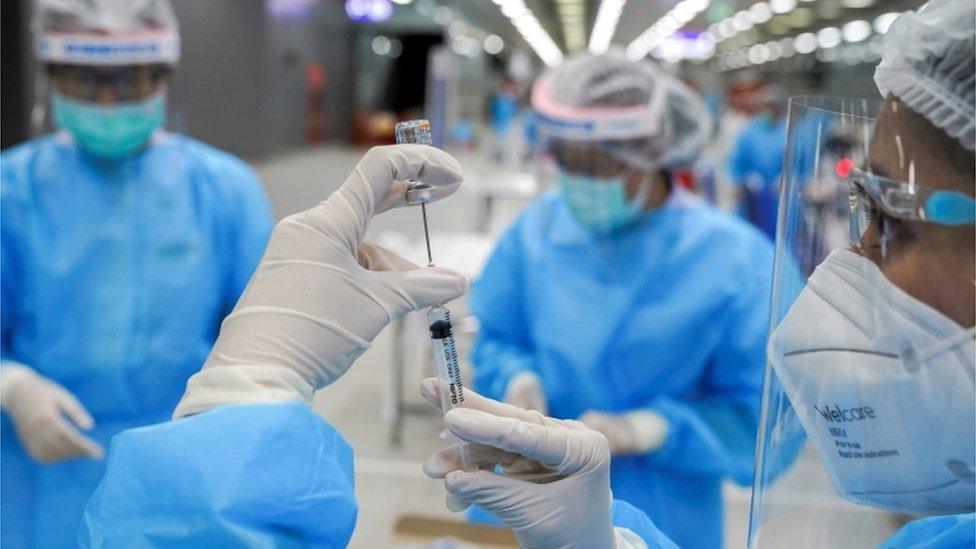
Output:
top-left (4, 0), bottom-right (918, 159)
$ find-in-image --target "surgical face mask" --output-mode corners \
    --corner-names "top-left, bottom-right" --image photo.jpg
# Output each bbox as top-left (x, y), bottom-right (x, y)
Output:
top-left (768, 248), bottom-right (975, 515)
top-left (557, 169), bottom-right (649, 234)
top-left (52, 90), bottom-right (166, 159)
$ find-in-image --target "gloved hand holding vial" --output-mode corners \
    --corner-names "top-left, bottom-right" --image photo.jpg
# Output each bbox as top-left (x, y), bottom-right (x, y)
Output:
top-left (394, 119), bottom-right (473, 478)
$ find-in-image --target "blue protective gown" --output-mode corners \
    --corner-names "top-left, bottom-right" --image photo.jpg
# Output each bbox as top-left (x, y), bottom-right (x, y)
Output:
top-left (471, 189), bottom-right (775, 549)
top-left (79, 402), bottom-right (677, 548)
top-left (727, 116), bottom-right (788, 240)
top-left (0, 131), bottom-right (273, 548)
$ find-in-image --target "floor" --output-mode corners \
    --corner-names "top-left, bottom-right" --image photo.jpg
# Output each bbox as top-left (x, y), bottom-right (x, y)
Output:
top-left (253, 146), bottom-right (754, 548)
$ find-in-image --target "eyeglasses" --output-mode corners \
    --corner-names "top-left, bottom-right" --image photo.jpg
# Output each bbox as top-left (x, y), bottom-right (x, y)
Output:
top-left (847, 168), bottom-right (975, 241)
top-left (550, 139), bottom-right (640, 179)
top-left (49, 64), bottom-right (169, 102)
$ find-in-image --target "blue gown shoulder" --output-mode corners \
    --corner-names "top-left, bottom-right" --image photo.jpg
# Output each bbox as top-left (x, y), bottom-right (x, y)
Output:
top-left (80, 403), bottom-right (357, 548)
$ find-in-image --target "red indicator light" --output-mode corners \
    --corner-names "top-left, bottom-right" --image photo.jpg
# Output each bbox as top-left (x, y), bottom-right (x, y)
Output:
top-left (836, 157), bottom-right (855, 178)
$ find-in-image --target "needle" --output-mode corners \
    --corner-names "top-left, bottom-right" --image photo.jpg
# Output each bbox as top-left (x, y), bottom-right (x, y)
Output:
top-left (421, 202), bottom-right (434, 267)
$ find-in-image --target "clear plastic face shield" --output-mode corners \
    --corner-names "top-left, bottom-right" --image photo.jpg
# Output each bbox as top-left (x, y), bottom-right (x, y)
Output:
top-left (532, 96), bottom-right (663, 235)
top-left (749, 96), bottom-right (976, 547)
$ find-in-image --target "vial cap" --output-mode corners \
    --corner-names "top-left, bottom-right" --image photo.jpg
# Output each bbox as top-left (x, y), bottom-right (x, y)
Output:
top-left (395, 119), bottom-right (433, 146)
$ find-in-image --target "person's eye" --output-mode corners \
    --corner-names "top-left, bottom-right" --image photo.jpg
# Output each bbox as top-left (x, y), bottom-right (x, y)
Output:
top-left (861, 200), bottom-right (879, 221)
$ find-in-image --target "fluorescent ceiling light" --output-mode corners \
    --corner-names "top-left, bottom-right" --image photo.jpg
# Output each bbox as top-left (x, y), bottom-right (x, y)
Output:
top-left (589, 0), bottom-right (627, 54)
top-left (625, 0), bottom-right (713, 60)
top-left (748, 43), bottom-right (769, 64)
top-left (816, 26), bottom-right (841, 49)
top-left (372, 36), bottom-right (391, 55)
top-left (873, 12), bottom-right (899, 34)
top-left (733, 10), bottom-right (753, 31)
top-left (770, 0), bottom-right (797, 15)
top-left (841, 20), bottom-right (871, 42)
top-left (493, 0), bottom-right (563, 66)
top-left (794, 31), bottom-right (817, 53)
top-left (749, 2), bottom-right (773, 24)
top-left (484, 34), bottom-right (505, 54)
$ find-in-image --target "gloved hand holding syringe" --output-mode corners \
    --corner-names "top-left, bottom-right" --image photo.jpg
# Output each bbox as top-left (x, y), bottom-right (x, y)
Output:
top-left (395, 120), bottom-right (474, 484)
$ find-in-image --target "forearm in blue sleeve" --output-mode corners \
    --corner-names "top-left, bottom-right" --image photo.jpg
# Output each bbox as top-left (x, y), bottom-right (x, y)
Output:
top-left (471, 336), bottom-right (534, 401)
top-left (1, 192), bottom-right (18, 365)
top-left (644, 395), bottom-right (759, 483)
top-left (470, 223), bottom-right (534, 401)
top-left (648, 243), bottom-right (772, 484)
top-left (611, 500), bottom-right (680, 549)
top-left (727, 130), bottom-right (750, 184)
top-left (228, 171), bottom-right (274, 303)
top-left (79, 403), bottom-right (357, 548)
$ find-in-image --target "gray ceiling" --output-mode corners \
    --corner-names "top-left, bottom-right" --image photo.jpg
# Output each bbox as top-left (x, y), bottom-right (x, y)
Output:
top-left (452, 0), bottom-right (923, 58)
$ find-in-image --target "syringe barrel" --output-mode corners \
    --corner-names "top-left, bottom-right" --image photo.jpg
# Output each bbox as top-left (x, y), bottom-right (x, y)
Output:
top-left (427, 304), bottom-right (473, 472)
top-left (427, 305), bottom-right (465, 411)
top-left (394, 119), bottom-right (436, 205)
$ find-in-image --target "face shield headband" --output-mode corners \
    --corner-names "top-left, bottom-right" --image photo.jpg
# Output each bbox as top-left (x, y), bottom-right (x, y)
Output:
top-left (37, 30), bottom-right (180, 65)
top-left (531, 75), bottom-right (664, 142)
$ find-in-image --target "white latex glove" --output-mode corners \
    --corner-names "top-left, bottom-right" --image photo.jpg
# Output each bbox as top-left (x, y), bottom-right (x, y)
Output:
top-left (0, 364), bottom-right (104, 463)
top-left (174, 145), bottom-right (469, 418)
top-left (579, 410), bottom-right (669, 456)
top-left (503, 371), bottom-right (548, 414)
top-left (421, 378), bottom-right (646, 549)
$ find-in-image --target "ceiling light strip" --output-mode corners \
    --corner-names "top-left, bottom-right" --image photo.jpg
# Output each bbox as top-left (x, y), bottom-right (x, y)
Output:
top-left (625, 0), bottom-right (711, 61)
top-left (491, 0), bottom-right (564, 66)
top-left (714, 13), bottom-right (899, 71)
top-left (589, 0), bottom-right (627, 54)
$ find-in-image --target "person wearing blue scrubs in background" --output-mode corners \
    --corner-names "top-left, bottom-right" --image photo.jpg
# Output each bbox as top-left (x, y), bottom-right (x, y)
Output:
top-left (470, 50), bottom-right (775, 549)
top-left (727, 85), bottom-right (788, 240)
top-left (0, 1), bottom-right (272, 546)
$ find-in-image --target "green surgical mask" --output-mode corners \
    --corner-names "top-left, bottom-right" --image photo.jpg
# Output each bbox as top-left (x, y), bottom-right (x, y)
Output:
top-left (557, 169), bottom-right (648, 234)
top-left (52, 91), bottom-right (166, 159)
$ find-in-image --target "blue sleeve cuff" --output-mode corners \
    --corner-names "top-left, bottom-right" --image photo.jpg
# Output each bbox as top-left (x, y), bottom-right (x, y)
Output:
top-left (642, 397), bottom-right (757, 484)
top-left (472, 338), bottom-right (533, 401)
top-left (80, 403), bottom-right (357, 548)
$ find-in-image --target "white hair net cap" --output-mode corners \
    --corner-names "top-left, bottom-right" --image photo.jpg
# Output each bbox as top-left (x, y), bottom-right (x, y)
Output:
top-left (531, 49), bottom-right (712, 170)
top-left (874, 0), bottom-right (975, 151)
top-left (35, 0), bottom-right (180, 65)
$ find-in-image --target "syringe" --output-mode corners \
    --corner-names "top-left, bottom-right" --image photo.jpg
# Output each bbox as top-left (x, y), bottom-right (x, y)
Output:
top-left (427, 305), bottom-right (465, 410)
top-left (394, 119), bottom-right (470, 422)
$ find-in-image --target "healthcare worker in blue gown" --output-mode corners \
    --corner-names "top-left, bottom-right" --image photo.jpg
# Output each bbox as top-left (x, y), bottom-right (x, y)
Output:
top-left (727, 85), bottom-right (787, 241)
top-left (77, 4), bottom-right (972, 544)
top-left (78, 143), bottom-right (677, 549)
top-left (79, 136), bottom-right (974, 548)
top-left (0, 1), bottom-right (272, 546)
top-left (752, 0), bottom-right (976, 546)
top-left (469, 50), bottom-right (775, 549)
top-left (65, 2), bottom-right (975, 547)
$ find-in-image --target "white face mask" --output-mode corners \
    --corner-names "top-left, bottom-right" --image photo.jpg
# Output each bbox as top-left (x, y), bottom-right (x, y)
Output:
top-left (768, 248), bottom-right (975, 515)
